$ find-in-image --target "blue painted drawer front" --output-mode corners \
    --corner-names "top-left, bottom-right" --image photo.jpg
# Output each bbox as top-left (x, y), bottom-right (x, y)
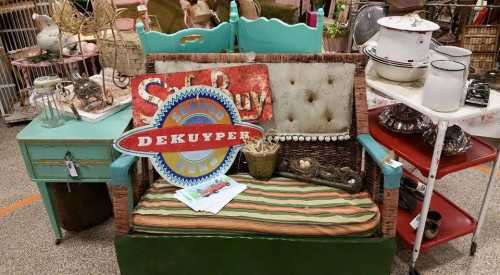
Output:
top-left (27, 144), bottom-right (113, 161)
top-left (31, 160), bottom-right (111, 180)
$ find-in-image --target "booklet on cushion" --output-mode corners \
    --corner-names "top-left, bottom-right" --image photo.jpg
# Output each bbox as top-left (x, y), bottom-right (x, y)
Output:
top-left (174, 175), bottom-right (247, 214)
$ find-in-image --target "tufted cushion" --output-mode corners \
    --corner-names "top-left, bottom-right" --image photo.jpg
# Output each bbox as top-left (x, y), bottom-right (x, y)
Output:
top-left (155, 61), bottom-right (354, 138)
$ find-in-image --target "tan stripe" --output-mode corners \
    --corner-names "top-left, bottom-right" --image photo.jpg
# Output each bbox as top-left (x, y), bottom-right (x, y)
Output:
top-left (244, 182), bottom-right (342, 192)
top-left (132, 212), bottom-right (380, 236)
top-left (138, 200), bottom-right (379, 215)
top-left (230, 175), bottom-right (310, 186)
top-left (133, 208), bottom-right (376, 224)
top-left (142, 192), bottom-right (374, 207)
top-left (244, 188), bottom-right (368, 199)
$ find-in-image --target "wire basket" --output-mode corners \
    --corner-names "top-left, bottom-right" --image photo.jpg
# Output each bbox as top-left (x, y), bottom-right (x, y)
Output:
top-left (98, 30), bottom-right (145, 77)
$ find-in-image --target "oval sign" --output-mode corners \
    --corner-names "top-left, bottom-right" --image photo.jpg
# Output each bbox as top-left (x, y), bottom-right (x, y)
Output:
top-left (114, 85), bottom-right (264, 187)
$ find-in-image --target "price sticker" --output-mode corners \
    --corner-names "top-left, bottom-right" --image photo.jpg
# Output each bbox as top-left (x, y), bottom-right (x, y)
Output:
top-left (65, 160), bottom-right (79, 178)
top-left (410, 214), bottom-right (421, 230)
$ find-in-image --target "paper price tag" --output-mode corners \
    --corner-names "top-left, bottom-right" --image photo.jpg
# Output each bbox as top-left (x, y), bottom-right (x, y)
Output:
top-left (137, 4), bottom-right (147, 12)
top-left (410, 214), bottom-right (421, 230)
top-left (65, 160), bottom-right (79, 178)
top-left (416, 181), bottom-right (426, 196)
top-left (387, 159), bottom-right (403, 168)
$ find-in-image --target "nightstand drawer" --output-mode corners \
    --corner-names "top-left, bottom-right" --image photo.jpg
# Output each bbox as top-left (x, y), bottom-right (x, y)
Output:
top-left (31, 160), bottom-right (111, 180)
top-left (27, 144), bottom-right (113, 161)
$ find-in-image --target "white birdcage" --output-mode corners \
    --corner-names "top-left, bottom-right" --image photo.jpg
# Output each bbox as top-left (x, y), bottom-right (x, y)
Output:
top-left (0, 0), bottom-right (50, 54)
top-left (0, 39), bottom-right (19, 118)
top-left (0, 0), bottom-right (100, 124)
top-left (0, 0), bottom-right (51, 123)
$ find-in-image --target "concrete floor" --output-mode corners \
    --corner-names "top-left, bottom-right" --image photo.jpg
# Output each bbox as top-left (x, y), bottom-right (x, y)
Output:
top-left (1, 122), bottom-right (499, 275)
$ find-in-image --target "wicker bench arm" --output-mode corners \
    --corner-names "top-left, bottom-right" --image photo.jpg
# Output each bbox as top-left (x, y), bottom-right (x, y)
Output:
top-left (357, 134), bottom-right (401, 189)
top-left (110, 154), bottom-right (138, 235)
top-left (357, 133), bottom-right (401, 237)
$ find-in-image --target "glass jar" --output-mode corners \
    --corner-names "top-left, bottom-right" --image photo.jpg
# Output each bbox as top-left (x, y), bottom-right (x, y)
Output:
top-left (29, 76), bottom-right (65, 128)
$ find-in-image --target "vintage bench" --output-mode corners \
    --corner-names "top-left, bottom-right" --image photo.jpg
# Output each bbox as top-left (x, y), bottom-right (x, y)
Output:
top-left (110, 53), bottom-right (401, 275)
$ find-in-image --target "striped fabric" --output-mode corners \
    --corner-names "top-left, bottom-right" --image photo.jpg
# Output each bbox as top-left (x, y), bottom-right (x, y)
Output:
top-left (132, 174), bottom-right (380, 237)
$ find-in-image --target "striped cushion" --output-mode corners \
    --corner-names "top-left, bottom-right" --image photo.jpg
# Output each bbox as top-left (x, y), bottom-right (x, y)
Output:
top-left (132, 174), bottom-right (380, 237)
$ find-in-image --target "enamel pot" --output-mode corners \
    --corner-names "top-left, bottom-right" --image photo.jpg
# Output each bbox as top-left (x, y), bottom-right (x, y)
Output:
top-left (377, 15), bottom-right (439, 63)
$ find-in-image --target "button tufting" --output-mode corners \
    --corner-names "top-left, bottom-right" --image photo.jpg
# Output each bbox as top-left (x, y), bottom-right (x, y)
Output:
top-left (288, 114), bottom-right (294, 122)
top-left (290, 80), bottom-right (295, 85)
top-left (328, 77), bottom-right (334, 85)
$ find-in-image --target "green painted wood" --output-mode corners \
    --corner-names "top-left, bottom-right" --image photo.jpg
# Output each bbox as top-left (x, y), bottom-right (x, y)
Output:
top-left (16, 107), bottom-right (132, 243)
top-left (238, 8), bottom-right (324, 53)
top-left (16, 107), bottom-right (132, 142)
top-left (357, 134), bottom-right (402, 189)
top-left (32, 162), bottom-right (111, 180)
top-left (36, 181), bottom-right (63, 241)
top-left (136, 1), bottom-right (238, 54)
top-left (18, 143), bottom-right (35, 179)
top-left (28, 144), bottom-right (112, 161)
top-left (116, 234), bottom-right (396, 275)
top-left (111, 154), bottom-right (138, 186)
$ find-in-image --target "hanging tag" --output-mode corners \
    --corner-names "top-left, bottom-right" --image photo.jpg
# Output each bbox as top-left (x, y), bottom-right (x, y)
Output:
top-left (66, 182), bottom-right (72, 193)
top-left (64, 151), bottom-right (78, 178)
top-left (410, 214), bottom-right (421, 230)
top-left (137, 4), bottom-right (147, 12)
top-left (65, 160), bottom-right (79, 178)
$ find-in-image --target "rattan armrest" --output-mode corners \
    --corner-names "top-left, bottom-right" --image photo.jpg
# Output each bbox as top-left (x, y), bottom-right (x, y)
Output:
top-left (110, 154), bottom-right (138, 235)
top-left (357, 133), bottom-right (401, 237)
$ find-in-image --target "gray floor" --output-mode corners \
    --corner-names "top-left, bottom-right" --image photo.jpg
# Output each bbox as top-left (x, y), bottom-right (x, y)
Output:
top-left (1, 122), bottom-right (499, 275)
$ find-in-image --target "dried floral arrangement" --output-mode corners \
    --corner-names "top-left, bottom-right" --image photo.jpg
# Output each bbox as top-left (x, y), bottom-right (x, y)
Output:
top-left (242, 135), bottom-right (280, 180)
top-left (242, 138), bottom-right (280, 155)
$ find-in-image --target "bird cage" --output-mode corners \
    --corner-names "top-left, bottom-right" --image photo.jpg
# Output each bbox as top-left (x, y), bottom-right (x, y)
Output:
top-left (0, 0), bottom-right (50, 55)
top-left (0, 39), bottom-right (21, 120)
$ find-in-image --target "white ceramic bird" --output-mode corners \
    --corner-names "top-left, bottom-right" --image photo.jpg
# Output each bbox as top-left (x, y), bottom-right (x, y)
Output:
top-left (32, 13), bottom-right (76, 55)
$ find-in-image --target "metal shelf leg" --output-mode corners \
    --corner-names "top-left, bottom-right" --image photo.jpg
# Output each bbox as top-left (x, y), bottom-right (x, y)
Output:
top-left (470, 150), bottom-right (500, 256)
top-left (409, 120), bottom-right (448, 272)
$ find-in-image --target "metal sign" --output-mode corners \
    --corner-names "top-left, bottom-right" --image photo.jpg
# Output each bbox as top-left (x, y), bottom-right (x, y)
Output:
top-left (131, 64), bottom-right (273, 127)
top-left (114, 85), bottom-right (264, 187)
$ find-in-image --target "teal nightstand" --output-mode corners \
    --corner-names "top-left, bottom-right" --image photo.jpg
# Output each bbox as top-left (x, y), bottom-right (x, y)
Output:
top-left (17, 107), bottom-right (132, 244)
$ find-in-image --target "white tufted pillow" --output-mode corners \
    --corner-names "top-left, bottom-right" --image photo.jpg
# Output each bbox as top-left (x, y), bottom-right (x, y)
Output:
top-left (154, 61), bottom-right (354, 140)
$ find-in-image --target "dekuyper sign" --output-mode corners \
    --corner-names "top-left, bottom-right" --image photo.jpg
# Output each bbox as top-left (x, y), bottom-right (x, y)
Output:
top-left (114, 85), bottom-right (264, 187)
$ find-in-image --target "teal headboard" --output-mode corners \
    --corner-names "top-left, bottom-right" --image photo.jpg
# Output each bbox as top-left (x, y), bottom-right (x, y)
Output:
top-left (237, 8), bottom-right (324, 53)
top-left (136, 1), bottom-right (323, 54)
top-left (136, 1), bottom-right (238, 54)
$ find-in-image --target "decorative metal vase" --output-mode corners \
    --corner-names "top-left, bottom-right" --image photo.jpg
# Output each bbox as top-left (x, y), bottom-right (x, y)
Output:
top-left (422, 125), bottom-right (472, 156)
top-left (29, 76), bottom-right (65, 128)
top-left (378, 103), bottom-right (431, 134)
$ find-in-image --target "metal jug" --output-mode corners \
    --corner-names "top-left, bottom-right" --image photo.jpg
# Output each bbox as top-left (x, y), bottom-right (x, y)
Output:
top-left (422, 60), bottom-right (466, 112)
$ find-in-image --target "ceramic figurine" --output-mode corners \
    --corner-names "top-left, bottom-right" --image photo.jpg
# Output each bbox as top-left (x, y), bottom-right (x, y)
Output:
top-left (32, 13), bottom-right (76, 55)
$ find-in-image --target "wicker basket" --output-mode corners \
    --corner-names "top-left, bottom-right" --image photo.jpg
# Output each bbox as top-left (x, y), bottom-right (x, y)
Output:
top-left (471, 52), bottom-right (497, 73)
top-left (98, 30), bottom-right (145, 76)
top-left (463, 35), bottom-right (498, 52)
top-left (462, 25), bottom-right (499, 74)
top-left (243, 149), bottom-right (279, 180)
